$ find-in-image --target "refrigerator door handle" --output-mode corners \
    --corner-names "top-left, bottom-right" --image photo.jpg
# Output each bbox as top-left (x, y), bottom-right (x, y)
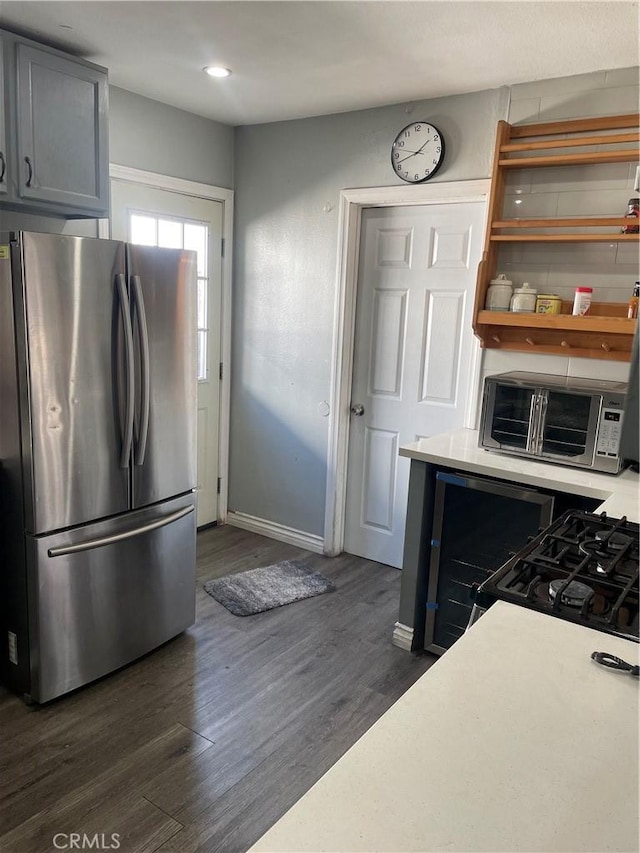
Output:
top-left (131, 274), bottom-right (151, 466)
top-left (47, 505), bottom-right (195, 557)
top-left (116, 273), bottom-right (135, 469)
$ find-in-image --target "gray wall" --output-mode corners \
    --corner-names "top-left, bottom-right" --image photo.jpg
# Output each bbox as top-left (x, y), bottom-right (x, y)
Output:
top-left (229, 88), bottom-right (510, 537)
top-left (108, 87), bottom-right (234, 187)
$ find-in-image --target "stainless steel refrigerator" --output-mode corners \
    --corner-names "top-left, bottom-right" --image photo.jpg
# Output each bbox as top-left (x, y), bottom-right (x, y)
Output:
top-left (0, 230), bottom-right (198, 704)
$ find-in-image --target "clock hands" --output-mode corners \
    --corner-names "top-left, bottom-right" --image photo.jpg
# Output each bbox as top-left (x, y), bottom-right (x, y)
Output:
top-left (396, 150), bottom-right (424, 164)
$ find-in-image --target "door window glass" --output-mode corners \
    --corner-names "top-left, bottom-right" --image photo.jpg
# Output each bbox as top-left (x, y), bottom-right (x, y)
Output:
top-left (128, 212), bottom-right (209, 381)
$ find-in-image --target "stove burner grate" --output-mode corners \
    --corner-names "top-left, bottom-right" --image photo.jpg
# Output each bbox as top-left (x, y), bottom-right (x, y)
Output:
top-left (477, 510), bottom-right (639, 642)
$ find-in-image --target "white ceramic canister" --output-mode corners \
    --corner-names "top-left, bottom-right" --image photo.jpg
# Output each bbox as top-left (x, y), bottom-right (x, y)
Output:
top-left (510, 282), bottom-right (537, 313)
top-left (485, 274), bottom-right (513, 311)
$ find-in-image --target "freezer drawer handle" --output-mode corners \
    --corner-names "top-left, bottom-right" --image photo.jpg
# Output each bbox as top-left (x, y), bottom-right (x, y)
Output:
top-left (131, 275), bottom-right (151, 466)
top-left (47, 505), bottom-right (195, 557)
top-left (0, 151), bottom-right (6, 183)
top-left (117, 274), bottom-right (135, 468)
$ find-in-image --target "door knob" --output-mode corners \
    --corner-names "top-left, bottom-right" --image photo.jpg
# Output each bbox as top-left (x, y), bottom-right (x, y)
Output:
top-left (350, 403), bottom-right (365, 416)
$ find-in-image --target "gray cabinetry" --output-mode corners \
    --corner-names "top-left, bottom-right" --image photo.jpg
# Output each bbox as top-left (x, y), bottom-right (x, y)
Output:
top-left (0, 29), bottom-right (108, 218)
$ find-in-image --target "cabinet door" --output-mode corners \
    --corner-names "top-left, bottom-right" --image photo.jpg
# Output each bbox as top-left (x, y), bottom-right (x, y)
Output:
top-left (15, 43), bottom-right (108, 214)
top-left (0, 38), bottom-right (7, 197)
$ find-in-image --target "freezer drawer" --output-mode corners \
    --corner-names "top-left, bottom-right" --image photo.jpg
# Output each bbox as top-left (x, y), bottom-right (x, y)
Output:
top-left (25, 493), bottom-right (196, 703)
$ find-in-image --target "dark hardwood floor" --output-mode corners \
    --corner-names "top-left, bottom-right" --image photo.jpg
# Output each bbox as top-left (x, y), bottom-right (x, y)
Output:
top-left (0, 525), bottom-right (435, 853)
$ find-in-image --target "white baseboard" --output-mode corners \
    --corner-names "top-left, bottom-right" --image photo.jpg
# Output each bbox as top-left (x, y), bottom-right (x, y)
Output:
top-left (226, 511), bottom-right (325, 554)
top-left (392, 622), bottom-right (415, 652)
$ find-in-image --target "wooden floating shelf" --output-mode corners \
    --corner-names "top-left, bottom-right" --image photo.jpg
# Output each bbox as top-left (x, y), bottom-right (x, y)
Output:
top-left (499, 150), bottom-right (640, 168)
top-left (508, 114), bottom-right (640, 138)
top-left (490, 233), bottom-right (640, 243)
top-left (492, 217), bottom-right (633, 229)
top-left (476, 310), bottom-right (637, 335)
top-left (500, 132), bottom-right (639, 153)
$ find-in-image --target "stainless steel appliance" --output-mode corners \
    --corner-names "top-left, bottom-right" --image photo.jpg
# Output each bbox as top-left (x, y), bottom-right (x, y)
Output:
top-left (0, 231), bottom-right (197, 703)
top-left (479, 371), bottom-right (628, 474)
top-left (469, 510), bottom-right (639, 643)
top-left (620, 327), bottom-right (639, 469)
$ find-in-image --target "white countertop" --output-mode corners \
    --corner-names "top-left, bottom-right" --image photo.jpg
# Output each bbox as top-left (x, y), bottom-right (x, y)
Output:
top-left (399, 429), bottom-right (640, 522)
top-left (250, 602), bottom-right (640, 853)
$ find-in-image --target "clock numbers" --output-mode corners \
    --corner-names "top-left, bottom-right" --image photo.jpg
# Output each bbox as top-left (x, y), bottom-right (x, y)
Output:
top-left (390, 122), bottom-right (445, 183)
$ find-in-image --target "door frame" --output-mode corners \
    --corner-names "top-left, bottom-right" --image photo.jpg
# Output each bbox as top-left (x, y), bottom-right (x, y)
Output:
top-left (324, 180), bottom-right (491, 557)
top-left (99, 164), bottom-right (234, 523)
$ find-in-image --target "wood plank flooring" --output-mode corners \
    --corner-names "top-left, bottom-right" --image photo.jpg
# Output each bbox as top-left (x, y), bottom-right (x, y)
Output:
top-left (0, 525), bottom-right (435, 853)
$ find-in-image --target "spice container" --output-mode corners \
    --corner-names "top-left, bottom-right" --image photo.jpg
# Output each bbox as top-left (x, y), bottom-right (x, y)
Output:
top-left (510, 282), bottom-right (537, 313)
top-left (535, 294), bottom-right (562, 314)
top-left (485, 274), bottom-right (513, 311)
top-left (572, 287), bottom-right (593, 316)
top-left (628, 281), bottom-right (640, 319)
top-left (621, 197), bottom-right (639, 234)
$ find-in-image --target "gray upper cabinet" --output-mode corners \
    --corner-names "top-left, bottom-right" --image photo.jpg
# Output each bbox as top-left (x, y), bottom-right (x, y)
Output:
top-left (0, 30), bottom-right (109, 218)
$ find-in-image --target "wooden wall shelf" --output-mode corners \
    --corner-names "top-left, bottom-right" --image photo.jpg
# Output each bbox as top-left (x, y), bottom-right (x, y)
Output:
top-left (477, 310), bottom-right (636, 334)
top-left (490, 233), bottom-right (639, 243)
top-left (472, 112), bottom-right (640, 362)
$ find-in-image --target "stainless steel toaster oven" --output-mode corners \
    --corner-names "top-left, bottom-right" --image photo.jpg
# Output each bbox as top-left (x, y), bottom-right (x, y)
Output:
top-left (479, 371), bottom-right (628, 474)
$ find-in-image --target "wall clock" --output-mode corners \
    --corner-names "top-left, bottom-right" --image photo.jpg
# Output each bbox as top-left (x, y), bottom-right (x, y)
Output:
top-left (391, 121), bottom-right (445, 183)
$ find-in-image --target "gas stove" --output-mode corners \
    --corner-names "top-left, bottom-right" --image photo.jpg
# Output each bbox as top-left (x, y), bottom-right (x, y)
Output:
top-left (473, 510), bottom-right (639, 642)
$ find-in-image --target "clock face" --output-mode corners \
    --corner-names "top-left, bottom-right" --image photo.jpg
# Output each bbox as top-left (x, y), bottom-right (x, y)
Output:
top-left (391, 122), bottom-right (445, 183)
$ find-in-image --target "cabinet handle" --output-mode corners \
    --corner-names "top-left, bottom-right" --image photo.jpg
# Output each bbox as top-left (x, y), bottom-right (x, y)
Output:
top-left (0, 152), bottom-right (5, 183)
top-left (25, 156), bottom-right (33, 187)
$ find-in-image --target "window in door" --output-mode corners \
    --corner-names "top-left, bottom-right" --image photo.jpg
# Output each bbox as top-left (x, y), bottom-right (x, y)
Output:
top-left (129, 212), bottom-right (210, 381)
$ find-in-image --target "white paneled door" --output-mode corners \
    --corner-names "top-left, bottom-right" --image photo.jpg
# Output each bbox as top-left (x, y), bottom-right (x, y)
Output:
top-left (344, 202), bottom-right (486, 567)
top-left (110, 180), bottom-right (223, 527)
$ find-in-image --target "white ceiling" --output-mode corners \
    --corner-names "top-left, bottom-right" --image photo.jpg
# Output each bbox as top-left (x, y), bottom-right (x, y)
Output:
top-left (0, 1), bottom-right (638, 126)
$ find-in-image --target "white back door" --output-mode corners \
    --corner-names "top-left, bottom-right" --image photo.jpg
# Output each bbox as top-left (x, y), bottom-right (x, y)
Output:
top-left (110, 181), bottom-right (223, 527)
top-left (343, 202), bottom-right (486, 567)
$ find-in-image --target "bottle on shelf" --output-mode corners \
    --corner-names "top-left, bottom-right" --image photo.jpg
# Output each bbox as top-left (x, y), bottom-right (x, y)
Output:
top-left (572, 287), bottom-right (593, 316)
top-left (621, 198), bottom-right (640, 234)
top-left (628, 282), bottom-right (640, 319)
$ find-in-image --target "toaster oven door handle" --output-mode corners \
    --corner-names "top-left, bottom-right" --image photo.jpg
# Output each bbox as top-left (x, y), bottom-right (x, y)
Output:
top-left (536, 392), bottom-right (548, 454)
top-left (526, 394), bottom-right (540, 454)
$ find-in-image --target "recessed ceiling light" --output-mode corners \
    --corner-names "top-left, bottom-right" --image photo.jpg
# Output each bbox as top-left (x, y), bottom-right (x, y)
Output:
top-left (204, 66), bottom-right (231, 78)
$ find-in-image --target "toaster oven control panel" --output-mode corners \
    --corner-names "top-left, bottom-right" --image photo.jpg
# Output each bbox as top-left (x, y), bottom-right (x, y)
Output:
top-left (596, 408), bottom-right (623, 456)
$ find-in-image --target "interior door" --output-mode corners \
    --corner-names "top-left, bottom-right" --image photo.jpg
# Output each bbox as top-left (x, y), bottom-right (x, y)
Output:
top-left (19, 232), bottom-right (129, 534)
top-left (343, 202), bottom-right (486, 568)
top-left (110, 181), bottom-right (223, 526)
